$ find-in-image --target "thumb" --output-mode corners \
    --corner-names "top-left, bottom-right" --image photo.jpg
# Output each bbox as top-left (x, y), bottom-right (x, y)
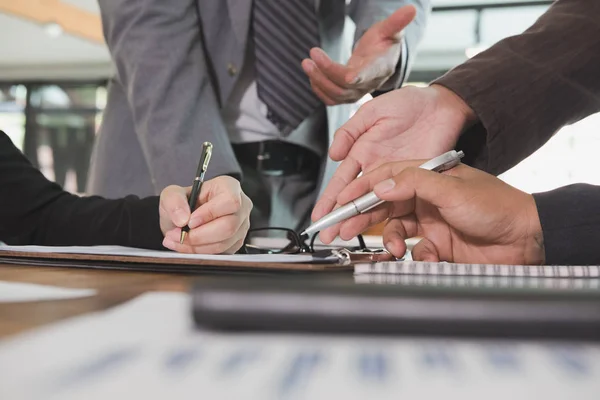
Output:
top-left (159, 185), bottom-right (192, 228)
top-left (378, 5), bottom-right (416, 39)
top-left (330, 101), bottom-right (378, 161)
top-left (411, 237), bottom-right (440, 262)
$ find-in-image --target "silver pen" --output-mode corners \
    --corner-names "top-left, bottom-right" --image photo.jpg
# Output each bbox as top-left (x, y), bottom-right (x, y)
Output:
top-left (301, 150), bottom-right (465, 237)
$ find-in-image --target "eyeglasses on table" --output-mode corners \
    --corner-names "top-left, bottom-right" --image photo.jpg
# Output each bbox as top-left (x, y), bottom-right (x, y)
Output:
top-left (239, 227), bottom-right (368, 255)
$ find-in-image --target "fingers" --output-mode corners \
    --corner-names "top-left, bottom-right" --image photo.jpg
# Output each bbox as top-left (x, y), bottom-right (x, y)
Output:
top-left (374, 166), bottom-right (463, 209)
top-left (328, 102), bottom-right (377, 161)
top-left (189, 191), bottom-right (241, 228)
top-left (411, 237), bottom-right (441, 262)
top-left (310, 82), bottom-right (337, 106)
top-left (309, 48), bottom-right (353, 87)
top-left (336, 160), bottom-right (423, 206)
top-left (319, 161), bottom-right (421, 242)
top-left (315, 160), bottom-right (422, 243)
top-left (161, 176), bottom-right (252, 255)
top-left (162, 216), bottom-right (250, 255)
top-left (338, 206), bottom-right (390, 241)
top-left (383, 216), bottom-right (417, 258)
top-left (312, 156), bottom-right (362, 225)
top-left (187, 195), bottom-right (250, 246)
top-left (302, 59), bottom-right (360, 104)
top-left (378, 5), bottom-right (416, 40)
top-left (197, 175), bottom-right (242, 205)
top-left (159, 185), bottom-right (192, 228)
top-left (191, 176), bottom-right (244, 227)
top-left (318, 161), bottom-right (466, 244)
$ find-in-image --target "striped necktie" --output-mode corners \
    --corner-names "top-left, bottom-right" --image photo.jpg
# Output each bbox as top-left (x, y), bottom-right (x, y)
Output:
top-left (253, 0), bottom-right (322, 135)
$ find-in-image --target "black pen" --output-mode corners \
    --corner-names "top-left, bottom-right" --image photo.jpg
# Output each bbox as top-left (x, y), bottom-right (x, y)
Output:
top-left (180, 142), bottom-right (213, 244)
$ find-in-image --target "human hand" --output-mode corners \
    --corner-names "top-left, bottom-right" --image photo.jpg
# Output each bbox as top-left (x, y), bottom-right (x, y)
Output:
top-left (301, 6), bottom-right (416, 105)
top-left (328, 161), bottom-right (545, 265)
top-left (313, 84), bottom-right (477, 243)
top-left (158, 176), bottom-right (252, 254)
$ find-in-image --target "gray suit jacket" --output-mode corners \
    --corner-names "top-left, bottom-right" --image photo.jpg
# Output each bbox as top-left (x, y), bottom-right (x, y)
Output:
top-left (88, 0), bottom-right (430, 198)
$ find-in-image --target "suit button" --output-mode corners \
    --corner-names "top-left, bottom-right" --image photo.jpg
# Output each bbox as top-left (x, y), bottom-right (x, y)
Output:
top-left (227, 63), bottom-right (238, 76)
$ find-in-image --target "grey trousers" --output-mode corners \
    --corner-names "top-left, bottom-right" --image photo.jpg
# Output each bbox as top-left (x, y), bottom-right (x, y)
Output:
top-left (240, 164), bottom-right (320, 233)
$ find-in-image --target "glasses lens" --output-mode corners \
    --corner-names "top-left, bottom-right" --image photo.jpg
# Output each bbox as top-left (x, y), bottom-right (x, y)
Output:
top-left (243, 228), bottom-right (302, 254)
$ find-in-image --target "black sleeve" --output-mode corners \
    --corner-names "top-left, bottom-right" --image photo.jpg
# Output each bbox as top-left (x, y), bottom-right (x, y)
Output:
top-left (0, 131), bottom-right (164, 249)
top-left (532, 184), bottom-right (600, 265)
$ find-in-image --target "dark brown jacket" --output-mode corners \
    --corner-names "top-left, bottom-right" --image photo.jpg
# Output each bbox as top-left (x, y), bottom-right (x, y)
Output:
top-left (435, 0), bottom-right (600, 265)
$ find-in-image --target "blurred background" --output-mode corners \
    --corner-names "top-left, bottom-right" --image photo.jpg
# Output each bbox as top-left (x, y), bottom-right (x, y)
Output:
top-left (0, 0), bottom-right (597, 196)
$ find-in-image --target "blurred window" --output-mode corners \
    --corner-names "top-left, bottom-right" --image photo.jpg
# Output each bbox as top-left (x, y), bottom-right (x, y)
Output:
top-left (0, 81), bottom-right (107, 194)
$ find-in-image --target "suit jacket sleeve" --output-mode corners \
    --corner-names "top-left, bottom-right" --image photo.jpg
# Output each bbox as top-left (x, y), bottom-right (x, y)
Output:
top-left (349, 0), bottom-right (431, 90)
top-left (533, 184), bottom-right (600, 265)
top-left (434, 0), bottom-right (600, 175)
top-left (98, 0), bottom-right (233, 191)
top-left (0, 132), bottom-right (164, 249)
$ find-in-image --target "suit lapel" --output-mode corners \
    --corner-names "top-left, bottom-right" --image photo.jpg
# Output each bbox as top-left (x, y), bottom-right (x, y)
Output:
top-left (227, 0), bottom-right (253, 46)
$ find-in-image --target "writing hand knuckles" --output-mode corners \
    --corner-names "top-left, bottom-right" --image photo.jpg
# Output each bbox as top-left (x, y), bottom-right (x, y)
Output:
top-left (242, 196), bottom-right (253, 218)
top-left (221, 218), bottom-right (240, 239)
top-left (244, 193), bottom-right (253, 208)
top-left (215, 241), bottom-right (233, 254)
top-left (201, 207), bottom-right (217, 224)
top-left (229, 239), bottom-right (245, 254)
top-left (223, 193), bottom-right (242, 211)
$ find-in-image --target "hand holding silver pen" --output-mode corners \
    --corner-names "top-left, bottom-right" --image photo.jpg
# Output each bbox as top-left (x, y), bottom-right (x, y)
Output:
top-left (302, 150), bottom-right (464, 237)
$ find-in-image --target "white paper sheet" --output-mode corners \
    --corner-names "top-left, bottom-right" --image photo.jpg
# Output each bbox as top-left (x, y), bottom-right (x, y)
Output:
top-left (0, 245), bottom-right (338, 263)
top-left (250, 235), bottom-right (386, 250)
top-left (0, 281), bottom-right (96, 303)
top-left (0, 292), bottom-right (598, 400)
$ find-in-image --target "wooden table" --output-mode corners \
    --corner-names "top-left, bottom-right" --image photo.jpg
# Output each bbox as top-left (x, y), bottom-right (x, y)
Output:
top-left (0, 262), bottom-right (354, 340)
top-left (0, 263), bottom-right (196, 339)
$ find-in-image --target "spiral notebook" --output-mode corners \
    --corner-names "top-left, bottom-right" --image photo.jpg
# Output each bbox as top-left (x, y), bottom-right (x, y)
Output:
top-left (355, 261), bottom-right (600, 279)
top-left (354, 273), bottom-right (600, 290)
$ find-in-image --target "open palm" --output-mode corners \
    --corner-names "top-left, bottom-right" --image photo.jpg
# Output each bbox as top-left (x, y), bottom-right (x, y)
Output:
top-left (313, 85), bottom-right (471, 237)
top-left (301, 5), bottom-right (416, 104)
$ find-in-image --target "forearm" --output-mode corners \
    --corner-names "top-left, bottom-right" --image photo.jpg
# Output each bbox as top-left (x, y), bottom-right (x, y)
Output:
top-left (0, 133), bottom-right (164, 248)
top-left (533, 184), bottom-right (600, 265)
top-left (434, 0), bottom-right (600, 175)
top-left (4, 194), bottom-right (164, 249)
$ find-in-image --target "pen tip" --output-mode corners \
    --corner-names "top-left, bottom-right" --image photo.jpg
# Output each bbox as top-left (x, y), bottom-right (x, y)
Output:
top-left (179, 231), bottom-right (187, 245)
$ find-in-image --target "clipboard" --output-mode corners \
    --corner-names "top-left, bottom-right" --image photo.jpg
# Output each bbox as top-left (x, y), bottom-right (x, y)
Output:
top-left (0, 246), bottom-right (355, 274)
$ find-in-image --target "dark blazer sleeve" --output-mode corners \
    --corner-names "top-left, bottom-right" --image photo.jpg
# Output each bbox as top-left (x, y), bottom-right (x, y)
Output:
top-left (434, 0), bottom-right (600, 175)
top-left (0, 132), bottom-right (164, 249)
top-left (533, 184), bottom-right (600, 265)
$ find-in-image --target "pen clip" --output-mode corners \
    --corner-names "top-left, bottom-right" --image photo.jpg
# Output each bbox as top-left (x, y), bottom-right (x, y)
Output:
top-left (195, 142), bottom-right (213, 178)
top-left (201, 142), bottom-right (213, 172)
